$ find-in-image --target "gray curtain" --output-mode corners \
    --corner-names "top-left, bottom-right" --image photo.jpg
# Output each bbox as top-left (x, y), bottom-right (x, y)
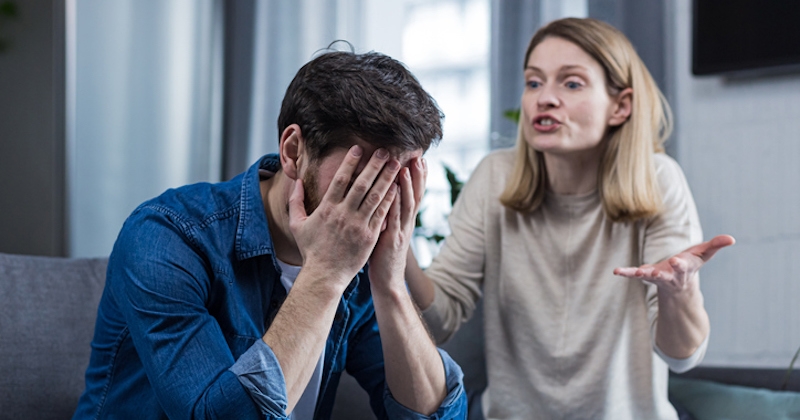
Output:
top-left (221, 0), bottom-right (348, 180)
top-left (490, 0), bottom-right (541, 150)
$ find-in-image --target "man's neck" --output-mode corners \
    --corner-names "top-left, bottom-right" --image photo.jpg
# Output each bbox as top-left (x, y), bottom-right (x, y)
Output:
top-left (261, 172), bottom-right (303, 266)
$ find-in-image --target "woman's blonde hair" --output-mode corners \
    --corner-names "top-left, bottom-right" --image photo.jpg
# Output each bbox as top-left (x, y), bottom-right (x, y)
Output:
top-left (499, 17), bottom-right (672, 222)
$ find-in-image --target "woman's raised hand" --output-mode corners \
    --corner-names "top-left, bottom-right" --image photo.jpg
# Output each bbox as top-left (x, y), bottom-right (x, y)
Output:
top-left (613, 235), bottom-right (736, 292)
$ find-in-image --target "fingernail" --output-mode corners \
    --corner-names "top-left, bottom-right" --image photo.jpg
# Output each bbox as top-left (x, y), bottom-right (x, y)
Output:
top-left (351, 145), bottom-right (362, 157)
top-left (388, 159), bottom-right (401, 170)
top-left (376, 149), bottom-right (389, 159)
top-left (416, 158), bottom-right (423, 169)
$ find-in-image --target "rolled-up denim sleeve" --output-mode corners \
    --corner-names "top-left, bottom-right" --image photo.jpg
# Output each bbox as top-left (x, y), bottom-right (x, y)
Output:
top-left (382, 348), bottom-right (467, 419)
top-left (111, 209), bottom-right (267, 419)
top-left (229, 339), bottom-right (290, 417)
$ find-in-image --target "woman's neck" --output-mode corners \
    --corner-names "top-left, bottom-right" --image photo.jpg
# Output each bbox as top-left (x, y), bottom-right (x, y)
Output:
top-left (543, 149), bottom-right (602, 195)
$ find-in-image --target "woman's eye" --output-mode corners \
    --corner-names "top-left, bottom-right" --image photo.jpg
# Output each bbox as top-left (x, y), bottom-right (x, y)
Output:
top-left (565, 81), bottom-right (582, 89)
top-left (526, 80), bottom-right (541, 89)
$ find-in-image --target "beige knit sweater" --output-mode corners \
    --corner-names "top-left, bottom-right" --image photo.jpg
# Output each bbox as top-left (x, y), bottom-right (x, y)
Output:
top-left (422, 149), bottom-right (704, 420)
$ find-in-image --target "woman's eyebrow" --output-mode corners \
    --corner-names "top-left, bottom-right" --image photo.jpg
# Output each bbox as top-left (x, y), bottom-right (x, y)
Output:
top-left (525, 64), bottom-right (590, 74)
top-left (559, 64), bottom-right (588, 72)
top-left (524, 65), bottom-right (544, 75)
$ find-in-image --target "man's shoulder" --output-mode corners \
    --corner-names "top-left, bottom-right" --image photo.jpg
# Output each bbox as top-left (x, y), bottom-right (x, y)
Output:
top-left (134, 176), bottom-right (243, 230)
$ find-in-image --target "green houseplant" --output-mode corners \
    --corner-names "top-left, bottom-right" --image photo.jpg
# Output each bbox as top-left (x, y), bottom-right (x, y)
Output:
top-left (0, 1), bottom-right (18, 54)
top-left (415, 164), bottom-right (464, 245)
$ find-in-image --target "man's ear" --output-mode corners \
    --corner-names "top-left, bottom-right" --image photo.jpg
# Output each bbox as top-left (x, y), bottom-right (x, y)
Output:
top-left (608, 87), bottom-right (633, 127)
top-left (279, 124), bottom-right (305, 180)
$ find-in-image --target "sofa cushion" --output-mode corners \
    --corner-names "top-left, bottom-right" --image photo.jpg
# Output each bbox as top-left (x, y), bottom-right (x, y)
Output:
top-left (0, 253), bottom-right (107, 420)
top-left (669, 377), bottom-right (800, 420)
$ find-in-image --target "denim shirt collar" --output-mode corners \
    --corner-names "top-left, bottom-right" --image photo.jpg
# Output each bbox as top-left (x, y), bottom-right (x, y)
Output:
top-left (235, 154), bottom-right (281, 261)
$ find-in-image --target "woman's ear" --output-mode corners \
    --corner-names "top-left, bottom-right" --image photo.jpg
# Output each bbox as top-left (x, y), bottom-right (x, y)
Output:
top-left (279, 124), bottom-right (305, 180)
top-left (608, 87), bottom-right (633, 127)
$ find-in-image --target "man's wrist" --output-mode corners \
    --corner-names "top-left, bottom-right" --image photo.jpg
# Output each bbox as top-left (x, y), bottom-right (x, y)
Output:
top-left (367, 264), bottom-right (406, 294)
top-left (370, 276), bottom-right (408, 303)
top-left (294, 266), bottom-right (352, 298)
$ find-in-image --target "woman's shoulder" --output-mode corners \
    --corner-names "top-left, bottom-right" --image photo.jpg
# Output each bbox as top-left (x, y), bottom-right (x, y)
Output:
top-left (455, 148), bottom-right (516, 205)
top-left (652, 153), bottom-right (689, 185)
top-left (653, 152), bottom-right (683, 173)
top-left (474, 147), bottom-right (516, 175)
top-left (651, 153), bottom-right (694, 205)
top-left (465, 148), bottom-right (516, 189)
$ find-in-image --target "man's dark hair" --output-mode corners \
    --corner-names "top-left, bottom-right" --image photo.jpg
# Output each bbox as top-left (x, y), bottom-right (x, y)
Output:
top-left (278, 51), bottom-right (444, 160)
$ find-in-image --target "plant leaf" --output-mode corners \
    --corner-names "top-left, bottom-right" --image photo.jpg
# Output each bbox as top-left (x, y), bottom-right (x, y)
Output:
top-left (0, 1), bottom-right (18, 17)
top-left (443, 165), bottom-right (464, 206)
top-left (503, 108), bottom-right (520, 124)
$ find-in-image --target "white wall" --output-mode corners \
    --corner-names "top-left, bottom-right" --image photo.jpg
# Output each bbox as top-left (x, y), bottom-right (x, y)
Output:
top-left (669, 0), bottom-right (800, 368)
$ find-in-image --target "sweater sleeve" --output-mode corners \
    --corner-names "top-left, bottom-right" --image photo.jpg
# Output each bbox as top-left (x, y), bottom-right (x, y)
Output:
top-left (421, 153), bottom-right (502, 344)
top-left (643, 154), bottom-right (707, 371)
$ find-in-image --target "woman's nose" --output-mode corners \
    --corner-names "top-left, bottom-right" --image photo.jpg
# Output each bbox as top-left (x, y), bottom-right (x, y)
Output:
top-left (537, 85), bottom-right (560, 109)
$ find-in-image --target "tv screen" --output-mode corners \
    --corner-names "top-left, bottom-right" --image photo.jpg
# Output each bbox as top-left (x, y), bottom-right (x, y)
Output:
top-left (692, 0), bottom-right (800, 76)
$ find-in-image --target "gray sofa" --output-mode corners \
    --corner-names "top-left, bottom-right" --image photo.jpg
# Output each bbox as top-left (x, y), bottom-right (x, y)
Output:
top-left (0, 253), bottom-right (107, 420)
top-left (0, 252), bottom-right (486, 420)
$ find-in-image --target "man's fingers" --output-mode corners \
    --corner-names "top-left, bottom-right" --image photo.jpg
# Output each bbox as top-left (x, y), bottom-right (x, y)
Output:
top-left (410, 157), bottom-right (426, 208)
top-left (345, 149), bottom-right (399, 213)
top-left (398, 167), bottom-right (415, 227)
top-left (323, 145), bottom-right (364, 203)
top-left (370, 183), bottom-right (398, 232)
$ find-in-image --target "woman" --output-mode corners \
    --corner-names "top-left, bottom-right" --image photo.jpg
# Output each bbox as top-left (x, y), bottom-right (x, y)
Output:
top-left (405, 18), bottom-right (734, 420)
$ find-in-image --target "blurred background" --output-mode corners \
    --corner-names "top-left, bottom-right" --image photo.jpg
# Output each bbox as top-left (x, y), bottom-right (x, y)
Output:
top-left (0, 0), bottom-right (798, 371)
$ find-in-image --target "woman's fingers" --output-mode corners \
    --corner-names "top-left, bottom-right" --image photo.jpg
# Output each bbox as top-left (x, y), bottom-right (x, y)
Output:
top-left (694, 234), bottom-right (736, 261)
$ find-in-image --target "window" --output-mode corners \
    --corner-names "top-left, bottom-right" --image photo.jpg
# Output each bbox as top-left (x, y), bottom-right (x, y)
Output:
top-left (362, 0), bottom-right (490, 265)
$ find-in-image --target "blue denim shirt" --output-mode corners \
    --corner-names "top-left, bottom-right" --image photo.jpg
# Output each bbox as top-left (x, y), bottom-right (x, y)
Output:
top-left (73, 155), bottom-right (466, 420)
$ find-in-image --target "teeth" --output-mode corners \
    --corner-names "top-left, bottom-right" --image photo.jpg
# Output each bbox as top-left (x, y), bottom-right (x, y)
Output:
top-left (539, 118), bottom-right (554, 126)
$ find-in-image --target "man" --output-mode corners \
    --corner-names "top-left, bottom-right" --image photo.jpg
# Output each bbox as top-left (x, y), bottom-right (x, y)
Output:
top-left (73, 51), bottom-right (466, 419)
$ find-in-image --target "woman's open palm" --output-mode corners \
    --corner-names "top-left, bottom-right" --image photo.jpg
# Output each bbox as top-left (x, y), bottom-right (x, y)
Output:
top-left (614, 235), bottom-right (736, 293)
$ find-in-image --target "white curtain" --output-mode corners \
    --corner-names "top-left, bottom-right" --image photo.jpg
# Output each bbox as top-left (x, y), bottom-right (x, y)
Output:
top-left (67, 0), bottom-right (366, 257)
top-left (67, 0), bottom-right (224, 257)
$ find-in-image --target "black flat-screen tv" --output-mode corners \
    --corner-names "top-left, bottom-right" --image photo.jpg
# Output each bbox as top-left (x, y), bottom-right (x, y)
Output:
top-left (692, 0), bottom-right (800, 76)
